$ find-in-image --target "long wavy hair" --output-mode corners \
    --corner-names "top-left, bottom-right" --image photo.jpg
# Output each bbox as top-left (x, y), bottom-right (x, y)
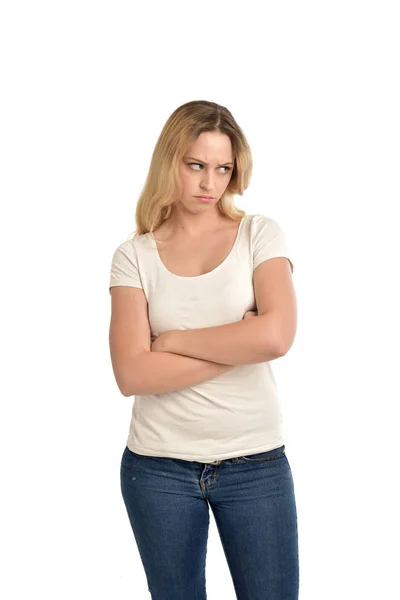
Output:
top-left (129, 100), bottom-right (253, 239)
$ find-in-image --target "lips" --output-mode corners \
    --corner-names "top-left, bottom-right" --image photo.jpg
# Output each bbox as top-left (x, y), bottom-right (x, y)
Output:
top-left (195, 196), bottom-right (215, 203)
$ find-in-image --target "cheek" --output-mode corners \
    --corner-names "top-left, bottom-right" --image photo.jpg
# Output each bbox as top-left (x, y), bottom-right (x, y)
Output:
top-left (218, 176), bottom-right (229, 190)
top-left (181, 171), bottom-right (195, 189)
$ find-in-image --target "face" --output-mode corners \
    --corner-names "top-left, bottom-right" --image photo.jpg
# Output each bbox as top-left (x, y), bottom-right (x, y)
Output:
top-left (177, 130), bottom-right (234, 211)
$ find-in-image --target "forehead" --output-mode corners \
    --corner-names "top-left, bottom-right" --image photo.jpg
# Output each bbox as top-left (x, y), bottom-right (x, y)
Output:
top-left (185, 131), bottom-right (233, 161)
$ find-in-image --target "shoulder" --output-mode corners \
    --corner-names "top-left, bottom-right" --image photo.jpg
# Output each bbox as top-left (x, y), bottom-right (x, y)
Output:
top-left (113, 231), bottom-right (150, 254)
top-left (250, 213), bottom-right (288, 239)
top-left (111, 234), bottom-right (149, 268)
top-left (244, 213), bottom-right (272, 236)
top-left (111, 237), bottom-right (135, 261)
top-left (249, 213), bottom-right (293, 272)
top-left (251, 213), bottom-right (282, 228)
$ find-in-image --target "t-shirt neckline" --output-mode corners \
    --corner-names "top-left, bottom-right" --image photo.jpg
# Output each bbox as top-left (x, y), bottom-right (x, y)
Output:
top-left (148, 215), bottom-right (248, 280)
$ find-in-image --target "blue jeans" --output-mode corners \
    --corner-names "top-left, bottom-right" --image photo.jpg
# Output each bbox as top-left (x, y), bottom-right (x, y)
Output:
top-left (120, 444), bottom-right (299, 599)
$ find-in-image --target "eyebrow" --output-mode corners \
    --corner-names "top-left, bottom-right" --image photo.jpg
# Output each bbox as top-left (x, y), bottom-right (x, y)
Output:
top-left (184, 156), bottom-right (234, 166)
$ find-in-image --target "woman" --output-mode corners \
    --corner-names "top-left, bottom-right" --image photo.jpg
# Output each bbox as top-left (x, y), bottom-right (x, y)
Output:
top-left (109, 100), bottom-right (299, 599)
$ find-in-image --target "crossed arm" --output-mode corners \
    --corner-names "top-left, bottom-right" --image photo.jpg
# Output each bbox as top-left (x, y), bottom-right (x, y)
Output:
top-left (151, 312), bottom-right (283, 366)
top-left (151, 257), bottom-right (297, 367)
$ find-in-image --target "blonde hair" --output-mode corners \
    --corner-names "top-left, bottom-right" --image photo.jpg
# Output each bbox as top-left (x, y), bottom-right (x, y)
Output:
top-left (129, 100), bottom-right (253, 238)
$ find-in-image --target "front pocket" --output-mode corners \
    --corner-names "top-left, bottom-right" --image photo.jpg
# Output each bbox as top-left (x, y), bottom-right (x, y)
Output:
top-left (240, 445), bottom-right (285, 462)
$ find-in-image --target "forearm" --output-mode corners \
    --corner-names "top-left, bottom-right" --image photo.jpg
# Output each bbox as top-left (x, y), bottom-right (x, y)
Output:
top-left (164, 314), bottom-right (282, 366)
top-left (123, 350), bottom-right (235, 397)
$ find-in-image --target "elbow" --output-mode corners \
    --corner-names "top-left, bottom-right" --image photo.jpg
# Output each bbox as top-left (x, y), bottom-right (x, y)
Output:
top-left (275, 341), bottom-right (291, 358)
top-left (114, 356), bottom-right (146, 397)
top-left (119, 382), bottom-right (132, 397)
top-left (257, 296), bottom-right (297, 358)
top-left (257, 315), bottom-right (289, 359)
top-left (121, 374), bottom-right (148, 397)
top-left (110, 368), bottom-right (133, 397)
top-left (275, 331), bottom-right (296, 357)
top-left (121, 377), bottom-right (137, 397)
top-left (272, 315), bottom-right (297, 358)
top-left (118, 351), bottom-right (150, 396)
top-left (117, 374), bottom-right (137, 397)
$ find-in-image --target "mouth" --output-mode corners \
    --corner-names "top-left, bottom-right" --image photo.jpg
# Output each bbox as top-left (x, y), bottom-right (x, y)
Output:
top-left (194, 196), bottom-right (215, 203)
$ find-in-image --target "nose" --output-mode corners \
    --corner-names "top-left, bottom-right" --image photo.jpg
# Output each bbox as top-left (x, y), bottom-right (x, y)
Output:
top-left (200, 171), bottom-right (215, 192)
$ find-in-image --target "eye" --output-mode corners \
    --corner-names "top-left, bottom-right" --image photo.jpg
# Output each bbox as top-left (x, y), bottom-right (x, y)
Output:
top-left (188, 163), bottom-right (231, 173)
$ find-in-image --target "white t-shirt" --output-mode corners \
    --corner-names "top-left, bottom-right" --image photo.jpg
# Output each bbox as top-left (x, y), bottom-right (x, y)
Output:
top-left (109, 213), bottom-right (294, 463)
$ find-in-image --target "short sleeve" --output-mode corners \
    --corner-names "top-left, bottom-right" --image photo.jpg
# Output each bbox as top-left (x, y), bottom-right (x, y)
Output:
top-left (109, 239), bottom-right (143, 293)
top-left (252, 214), bottom-right (294, 274)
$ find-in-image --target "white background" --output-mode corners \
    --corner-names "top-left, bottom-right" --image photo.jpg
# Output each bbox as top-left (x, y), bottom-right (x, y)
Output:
top-left (1, 1), bottom-right (399, 598)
